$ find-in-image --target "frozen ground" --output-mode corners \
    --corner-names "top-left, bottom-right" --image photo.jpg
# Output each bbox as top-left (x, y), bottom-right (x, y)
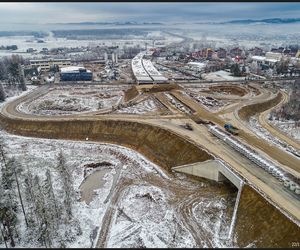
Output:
top-left (268, 118), bottom-right (300, 143)
top-left (249, 115), bottom-right (300, 156)
top-left (178, 90), bottom-right (233, 112)
top-left (0, 128), bottom-right (237, 248)
top-left (112, 97), bottom-right (158, 115)
top-left (17, 85), bottom-right (129, 116)
top-left (0, 87), bottom-right (237, 248)
top-left (202, 70), bottom-right (246, 81)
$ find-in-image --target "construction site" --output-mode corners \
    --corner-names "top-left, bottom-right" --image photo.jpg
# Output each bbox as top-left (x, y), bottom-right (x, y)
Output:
top-left (1, 72), bottom-right (300, 248)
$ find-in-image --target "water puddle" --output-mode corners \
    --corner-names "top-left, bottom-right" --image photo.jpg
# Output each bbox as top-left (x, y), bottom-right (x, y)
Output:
top-left (79, 168), bottom-right (111, 205)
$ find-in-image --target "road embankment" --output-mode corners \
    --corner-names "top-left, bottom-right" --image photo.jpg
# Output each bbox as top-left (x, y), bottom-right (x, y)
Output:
top-left (234, 184), bottom-right (300, 247)
top-left (238, 92), bottom-right (282, 122)
top-left (0, 115), bottom-right (213, 172)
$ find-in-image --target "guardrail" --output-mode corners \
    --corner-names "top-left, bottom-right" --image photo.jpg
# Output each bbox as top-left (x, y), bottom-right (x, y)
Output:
top-left (208, 124), bottom-right (300, 195)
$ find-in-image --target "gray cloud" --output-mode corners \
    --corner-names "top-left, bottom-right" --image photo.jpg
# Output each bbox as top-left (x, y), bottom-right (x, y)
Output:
top-left (0, 2), bottom-right (300, 27)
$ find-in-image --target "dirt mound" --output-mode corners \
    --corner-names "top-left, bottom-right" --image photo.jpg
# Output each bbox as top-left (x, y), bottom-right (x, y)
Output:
top-left (238, 92), bottom-right (282, 122)
top-left (137, 83), bottom-right (184, 93)
top-left (201, 85), bottom-right (248, 96)
top-left (0, 116), bottom-right (213, 172)
top-left (124, 86), bottom-right (139, 102)
top-left (234, 184), bottom-right (300, 247)
top-left (83, 161), bottom-right (113, 178)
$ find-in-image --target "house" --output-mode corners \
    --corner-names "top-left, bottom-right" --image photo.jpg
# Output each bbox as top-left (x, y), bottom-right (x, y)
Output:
top-left (247, 47), bottom-right (264, 56)
top-left (215, 48), bottom-right (227, 58)
top-left (234, 56), bottom-right (243, 64)
top-left (194, 48), bottom-right (214, 59)
top-left (277, 47), bottom-right (285, 53)
top-left (230, 47), bottom-right (243, 57)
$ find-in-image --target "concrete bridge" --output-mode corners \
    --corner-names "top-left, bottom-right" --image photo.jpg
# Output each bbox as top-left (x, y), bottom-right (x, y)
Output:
top-left (172, 159), bottom-right (242, 189)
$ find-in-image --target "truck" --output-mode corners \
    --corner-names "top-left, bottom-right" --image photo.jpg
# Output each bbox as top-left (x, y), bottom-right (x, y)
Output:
top-left (224, 123), bottom-right (239, 135)
top-left (180, 122), bottom-right (193, 131)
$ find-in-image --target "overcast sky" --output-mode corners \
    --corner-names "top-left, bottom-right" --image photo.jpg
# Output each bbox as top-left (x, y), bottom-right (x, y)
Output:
top-left (1, 2), bottom-right (300, 26)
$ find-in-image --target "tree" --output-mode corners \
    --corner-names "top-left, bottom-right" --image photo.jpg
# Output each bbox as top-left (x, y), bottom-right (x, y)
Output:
top-left (224, 56), bottom-right (232, 67)
top-left (251, 61), bottom-right (258, 74)
top-left (33, 174), bottom-right (51, 247)
top-left (241, 50), bottom-right (246, 59)
top-left (247, 53), bottom-right (253, 63)
top-left (231, 63), bottom-right (241, 76)
top-left (265, 68), bottom-right (273, 79)
top-left (6, 157), bottom-right (28, 228)
top-left (0, 83), bottom-right (6, 102)
top-left (0, 61), bottom-right (7, 81)
top-left (242, 65), bottom-right (246, 75)
top-left (0, 158), bottom-right (18, 247)
top-left (44, 169), bottom-right (60, 224)
top-left (56, 150), bottom-right (74, 221)
top-left (8, 61), bottom-right (20, 80)
top-left (19, 76), bottom-right (27, 91)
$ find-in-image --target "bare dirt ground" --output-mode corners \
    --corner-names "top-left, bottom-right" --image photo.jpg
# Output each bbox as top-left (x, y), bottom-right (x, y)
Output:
top-left (2, 82), bottom-right (300, 247)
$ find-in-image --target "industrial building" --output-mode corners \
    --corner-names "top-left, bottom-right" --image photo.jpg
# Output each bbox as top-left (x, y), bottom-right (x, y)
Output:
top-left (30, 58), bottom-right (71, 72)
top-left (60, 66), bottom-right (92, 81)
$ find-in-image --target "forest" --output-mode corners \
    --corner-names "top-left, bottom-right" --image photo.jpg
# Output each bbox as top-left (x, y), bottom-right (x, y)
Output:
top-left (0, 55), bottom-right (28, 101)
top-left (51, 28), bottom-right (151, 39)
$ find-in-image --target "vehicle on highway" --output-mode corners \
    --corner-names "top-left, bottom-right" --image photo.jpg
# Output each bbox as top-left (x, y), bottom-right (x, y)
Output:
top-left (224, 123), bottom-right (239, 135)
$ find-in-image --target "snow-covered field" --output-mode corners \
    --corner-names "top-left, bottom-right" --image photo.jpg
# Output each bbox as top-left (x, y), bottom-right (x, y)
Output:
top-left (0, 128), bottom-right (237, 248)
top-left (17, 85), bottom-right (129, 116)
top-left (0, 86), bottom-right (238, 248)
top-left (249, 115), bottom-right (300, 156)
top-left (268, 118), bottom-right (300, 143)
top-left (112, 98), bottom-right (158, 115)
top-left (178, 90), bottom-right (233, 112)
top-left (202, 70), bottom-right (246, 81)
top-left (0, 30), bottom-right (177, 59)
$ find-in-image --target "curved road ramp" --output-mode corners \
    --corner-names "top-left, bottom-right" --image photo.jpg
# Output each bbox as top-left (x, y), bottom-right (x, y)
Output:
top-left (1, 84), bottom-right (300, 247)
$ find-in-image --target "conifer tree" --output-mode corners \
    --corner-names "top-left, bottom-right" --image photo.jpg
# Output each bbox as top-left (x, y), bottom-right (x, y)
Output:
top-left (44, 169), bottom-right (60, 226)
top-left (56, 150), bottom-right (74, 221)
top-left (0, 83), bottom-right (6, 102)
top-left (19, 76), bottom-right (27, 91)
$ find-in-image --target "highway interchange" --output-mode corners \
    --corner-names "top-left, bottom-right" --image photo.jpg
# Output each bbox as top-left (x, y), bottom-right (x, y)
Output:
top-left (2, 80), bottom-right (300, 223)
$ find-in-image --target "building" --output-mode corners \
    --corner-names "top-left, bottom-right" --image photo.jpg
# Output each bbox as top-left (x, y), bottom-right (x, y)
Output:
top-left (30, 58), bottom-right (71, 72)
top-left (233, 56), bottom-right (243, 64)
top-left (60, 66), bottom-right (92, 81)
top-left (215, 48), bottom-right (227, 58)
top-left (251, 55), bottom-right (266, 65)
top-left (229, 47), bottom-right (243, 57)
top-left (111, 52), bottom-right (118, 64)
top-left (187, 62), bottom-right (205, 71)
top-left (295, 50), bottom-right (300, 58)
top-left (247, 47), bottom-right (264, 56)
top-left (265, 52), bottom-right (282, 61)
top-left (194, 48), bottom-right (213, 59)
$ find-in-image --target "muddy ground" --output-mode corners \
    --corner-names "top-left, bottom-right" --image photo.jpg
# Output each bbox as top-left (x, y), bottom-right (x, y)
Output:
top-left (2, 83), bottom-right (300, 247)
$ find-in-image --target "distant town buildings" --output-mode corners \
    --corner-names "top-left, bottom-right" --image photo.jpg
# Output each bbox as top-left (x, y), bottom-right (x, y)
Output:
top-left (247, 47), bottom-right (264, 56)
top-left (215, 48), bottom-right (227, 58)
top-left (30, 58), bottom-right (71, 71)
top-left (60, 66), bottom-right (92, 81)
top-left (229, 47), bottom-right (243, 57)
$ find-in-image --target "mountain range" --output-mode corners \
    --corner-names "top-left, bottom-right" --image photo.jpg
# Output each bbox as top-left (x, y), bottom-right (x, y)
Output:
top-left (48, 21), bottom-right (164, 26)
top-left (194, 18), bottom-right (300, 25)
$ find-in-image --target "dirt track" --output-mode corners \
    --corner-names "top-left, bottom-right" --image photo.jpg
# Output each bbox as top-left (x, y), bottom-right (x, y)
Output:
top-left (2, 82), bottom-right (300, 247)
